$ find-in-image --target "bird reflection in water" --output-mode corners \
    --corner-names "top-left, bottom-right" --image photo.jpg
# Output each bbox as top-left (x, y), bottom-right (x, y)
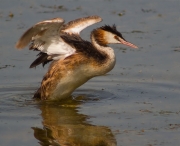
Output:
top-left (32, 96), bottom-right (117, 146)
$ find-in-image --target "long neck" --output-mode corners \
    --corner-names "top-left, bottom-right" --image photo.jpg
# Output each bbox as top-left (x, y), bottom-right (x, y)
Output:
top-left (90, 30), bottom-right (116, 74)
top-left (90, 30), bottom-right (115, 61)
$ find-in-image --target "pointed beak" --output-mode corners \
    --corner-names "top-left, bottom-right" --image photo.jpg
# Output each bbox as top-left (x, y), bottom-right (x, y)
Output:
top-left (121, 40), bottom-right (138, 49)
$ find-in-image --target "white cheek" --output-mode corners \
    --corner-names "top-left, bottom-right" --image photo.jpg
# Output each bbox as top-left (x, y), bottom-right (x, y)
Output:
top-left (105, 33), bottom-right (120, 44)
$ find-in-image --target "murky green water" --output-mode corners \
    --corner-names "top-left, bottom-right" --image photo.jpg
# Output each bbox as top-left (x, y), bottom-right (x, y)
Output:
top-left (0, 0), bottom-right (180, 145)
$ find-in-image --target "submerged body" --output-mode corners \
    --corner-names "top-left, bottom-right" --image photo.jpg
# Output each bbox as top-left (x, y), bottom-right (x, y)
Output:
top-left (34, 33), bottom-right (115, 100)
top-left (16, 16), bottom-right (137, 100)
top-left (36, 53), bottom-right (114, 100)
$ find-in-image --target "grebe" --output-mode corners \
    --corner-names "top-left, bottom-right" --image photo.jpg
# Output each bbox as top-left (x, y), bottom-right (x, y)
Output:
top-left (16, 16), bottom-right (138, 100)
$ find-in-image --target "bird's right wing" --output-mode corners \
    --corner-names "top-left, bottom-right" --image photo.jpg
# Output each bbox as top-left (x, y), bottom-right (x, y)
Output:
top-left (62, 15), bottom-right (102, 34)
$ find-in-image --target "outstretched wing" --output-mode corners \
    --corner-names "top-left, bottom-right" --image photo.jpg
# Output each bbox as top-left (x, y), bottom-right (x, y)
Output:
top-left (62, 15), bottom-right (102, 34)
top-left (16, 18), bottom-right (65, 49)
top-left (15, 16), bottom-right (102, 68)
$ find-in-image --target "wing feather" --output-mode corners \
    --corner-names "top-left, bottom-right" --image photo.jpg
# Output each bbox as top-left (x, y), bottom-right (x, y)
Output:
top-left (30, 52), bottom-right (49, 68)
top-left (62, 15), bottom-right (102, 34)
top-left (16, 18), bottom-right (65, 49)
top-left (15, 16), bottom-right (103, 67)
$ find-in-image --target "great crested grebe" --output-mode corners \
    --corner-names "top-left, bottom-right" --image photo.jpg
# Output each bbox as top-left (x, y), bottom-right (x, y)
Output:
top-left (16, 15), bottom-right (138, 100)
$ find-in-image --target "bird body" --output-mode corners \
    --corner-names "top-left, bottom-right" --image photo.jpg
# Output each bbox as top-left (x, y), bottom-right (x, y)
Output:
top-left (16, 16), bottom-right (137, 100)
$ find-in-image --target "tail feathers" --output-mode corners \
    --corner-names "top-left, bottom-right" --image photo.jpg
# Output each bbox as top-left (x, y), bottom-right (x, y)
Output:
top-left (30, 52), bottom-right (51, 68)
top-left (33, 87), bottom-right (49, 100)
top-left (33, 88), bottom-right (41, 99)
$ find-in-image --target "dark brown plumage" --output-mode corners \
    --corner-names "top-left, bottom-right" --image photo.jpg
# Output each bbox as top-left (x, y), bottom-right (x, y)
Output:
top-left (60, 33), bottom-right (107, 62)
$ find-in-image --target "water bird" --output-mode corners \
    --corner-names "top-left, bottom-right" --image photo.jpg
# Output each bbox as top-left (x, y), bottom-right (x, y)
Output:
top-left (16, 15), bottom-right (138, 100)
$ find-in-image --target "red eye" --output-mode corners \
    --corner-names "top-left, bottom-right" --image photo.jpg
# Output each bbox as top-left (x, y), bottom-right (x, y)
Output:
top-left (114, 36), bottom-right (120, 41)
top-left (114, 35), bottom-right (119, 41)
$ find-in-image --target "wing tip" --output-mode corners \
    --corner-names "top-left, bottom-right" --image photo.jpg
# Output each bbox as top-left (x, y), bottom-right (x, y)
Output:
top-left (15, 17), bottom-right (65, 50)
top-left (15, 41), bottom-right (24, 49)
top-left (89, 15), bottom-right (103, 22)
top-left (36, 17), bottom-right (65, 25)
top-left (79, 15), bottom-right (103, 24)
top-left (15, 30), bottom-right (32, 50)
top-left (62, 15), bottom-right (103, 34)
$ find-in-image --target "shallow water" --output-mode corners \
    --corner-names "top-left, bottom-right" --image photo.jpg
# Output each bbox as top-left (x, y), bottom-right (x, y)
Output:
top-left (0, 0), bottom-right (180, 146)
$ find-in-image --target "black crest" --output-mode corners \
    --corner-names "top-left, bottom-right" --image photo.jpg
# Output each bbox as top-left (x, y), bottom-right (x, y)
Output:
top-left (100, 25), bottom-right (125, 40)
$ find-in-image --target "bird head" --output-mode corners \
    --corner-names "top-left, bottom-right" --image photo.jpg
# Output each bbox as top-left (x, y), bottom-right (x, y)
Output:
top-left (92, 25), bottom-right (138, 48)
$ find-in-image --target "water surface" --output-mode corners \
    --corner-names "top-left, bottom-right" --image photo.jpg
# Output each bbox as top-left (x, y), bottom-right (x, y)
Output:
top-left (0, 0), bottom-right (180, 145)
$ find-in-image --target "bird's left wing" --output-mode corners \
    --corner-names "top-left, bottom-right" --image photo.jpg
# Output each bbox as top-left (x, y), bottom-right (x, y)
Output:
top-left (16, 18), bottom-right (65, 49)
top-left (15, 16), bottom-right (102, 68)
